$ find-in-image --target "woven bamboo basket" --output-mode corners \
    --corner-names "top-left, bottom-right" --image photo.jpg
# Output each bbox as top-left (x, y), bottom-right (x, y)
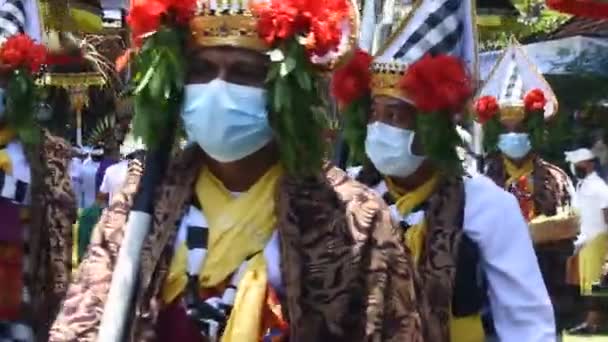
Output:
top-left (529, 213), bottom-right (579, 244)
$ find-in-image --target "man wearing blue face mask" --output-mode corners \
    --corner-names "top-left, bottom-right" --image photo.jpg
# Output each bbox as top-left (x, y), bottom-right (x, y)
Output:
top-left (476, 41), bottom-right (577, 330)
top-left (336, 1), bottom-right (555, 341)
top-left (50, 1), bottom-right (427, 341)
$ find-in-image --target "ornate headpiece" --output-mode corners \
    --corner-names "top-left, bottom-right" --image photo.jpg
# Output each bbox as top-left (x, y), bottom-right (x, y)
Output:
top-left (473, 39), bottom-right (558, 126)
top-left (189, 1), bottom-right (267, 52)
top-left (371, 0), bottom-right (478, 104)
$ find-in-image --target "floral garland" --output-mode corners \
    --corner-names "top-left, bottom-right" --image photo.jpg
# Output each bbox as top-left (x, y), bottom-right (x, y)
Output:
top-left (474, 88), bottom-right (548, 153)
top-left (399, 54), bottom-right (472, 174)
top-left (331, 48), bottom-right (372, 165)
top-left (127, 0), bottom-right (351, 176)
top-left (0, 34), bottom-right (47, 146)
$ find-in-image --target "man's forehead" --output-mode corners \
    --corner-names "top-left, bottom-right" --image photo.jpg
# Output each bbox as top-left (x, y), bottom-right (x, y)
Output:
top-left (189, 46), bottom-right (269, 64)
top-left (373, 95), bottom-right (416, 111)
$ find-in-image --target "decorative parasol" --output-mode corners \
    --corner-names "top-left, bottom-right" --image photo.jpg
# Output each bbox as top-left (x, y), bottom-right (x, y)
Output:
top-left (37, 72), bottom-right (106, 146)
top-left (546, 0), bottom-right (608, 19)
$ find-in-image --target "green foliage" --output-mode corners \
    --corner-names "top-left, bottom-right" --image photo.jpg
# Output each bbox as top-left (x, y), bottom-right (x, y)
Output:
top-left (342, 96), bottom-right (370, 165)
top-left (482, 116), bottom-right (503, 153)
top-left (131, 27), bottom-right (185, 149)
top-left (527, 111), bottom-right (545, 150)
top-left (416, 112), bottom-right (463, 175)
top-left (479, 3), bottom-right (570, 51)
top-left (267, 40), bottom-right (327, 177)
top-left (5, 70), bottom-right (40, 146)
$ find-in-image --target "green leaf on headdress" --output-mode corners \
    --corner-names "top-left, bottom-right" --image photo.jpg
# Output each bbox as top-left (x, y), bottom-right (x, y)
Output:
top-left (5, 70), bottom-right (40, 146)
top-left (131, 26), bottom-right (185, 149)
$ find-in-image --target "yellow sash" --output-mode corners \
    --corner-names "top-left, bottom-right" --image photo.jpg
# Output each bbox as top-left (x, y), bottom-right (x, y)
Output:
top-left (503, 156), bottom-right (534, 191)
top-left (385, 174), bottom-right (439, 264)
top-left (386, 174), bottom-right (484, 341)
top-left (0, 127), bottom-right (16, 174)
top-left (162, 164), bottom-right (282, 342)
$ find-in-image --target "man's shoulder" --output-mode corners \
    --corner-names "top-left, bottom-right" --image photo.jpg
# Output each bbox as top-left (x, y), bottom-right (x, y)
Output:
top-left (538, 159), bottom-right (570, 182)
top-left (464, 174), bottom-right (519, 216)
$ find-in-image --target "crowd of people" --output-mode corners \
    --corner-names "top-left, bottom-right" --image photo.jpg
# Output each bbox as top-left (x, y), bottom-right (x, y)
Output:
top-left (0, 0), bottom-right (607, 341)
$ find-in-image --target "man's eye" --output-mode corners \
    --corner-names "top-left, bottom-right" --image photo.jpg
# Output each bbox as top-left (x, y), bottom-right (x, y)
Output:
top-left (226, 65), bottom-right (267, 85)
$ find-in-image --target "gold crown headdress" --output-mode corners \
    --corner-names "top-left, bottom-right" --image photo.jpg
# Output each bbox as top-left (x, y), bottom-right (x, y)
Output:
top-left (370, 0), bottom-right (478, 104)
top-left (186, 0), bottom-right (359, 69)
top-left (475, 39), bottom-right (558, 125)
top-left (189, 0), bottom-right (267, 52)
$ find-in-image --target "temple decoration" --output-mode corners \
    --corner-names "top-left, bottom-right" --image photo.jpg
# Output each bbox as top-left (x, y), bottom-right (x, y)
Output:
top-left (546, 0), bottom-right (608, 19)
top-left (37, 72), bottom-right (106, 146)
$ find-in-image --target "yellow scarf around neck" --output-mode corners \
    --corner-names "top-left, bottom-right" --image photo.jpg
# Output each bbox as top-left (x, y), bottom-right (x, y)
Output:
top-left (385, 173), bottom-right (440, 264)
top-left (162, 164), bottom-right (282, 342)
top-left (385, 173), bottom-right (440, 217)
top-left (387, 174), bottom-right (484, 341)
top-left (0, 126), bottom-right (16, 174)
top-left (503, 155), bottom-right (534, 190)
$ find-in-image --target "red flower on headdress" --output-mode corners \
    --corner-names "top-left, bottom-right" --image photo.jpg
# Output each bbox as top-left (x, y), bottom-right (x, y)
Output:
top-left (127, 0), bottom-right (196, 44)
top-left (524, 88), bottom-right (546, 113)
top-left (256, 1), bottom-right (300, 45)
top-left (253, 0), bottom-right (349, 56)
top-left (0, 34), bottom-right (47, 73)
top-left (399, 54), bottom-right (472, 114)
top-left (331, 49), bottom-right (372, 106)
top-left (167, 0), bottom-right (197, 24)
top-left (474, 96), bottom-right (499, 124)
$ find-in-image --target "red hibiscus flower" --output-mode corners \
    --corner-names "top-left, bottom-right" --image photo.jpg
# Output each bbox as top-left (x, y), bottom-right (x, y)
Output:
top-left (331, 49), bottom-right (372, 106)
top-left (127, 0), bottom-right (167, 41)
top-left (127, 0), bottom-right (196, 45)
top-left (256, 1), bottom-right (300, 46)
top-left (166, 0), bottom-right (197, 24)
top-left (0, 34), bottom-right (47, 73)
top-left (399, 54), bottom-right (473, 114)
top-left (524, 88), bottom-right (546, 113)
top-left (254, 0), bottom-right (349, 56)
top-left (474, 96), bottom-right (499, 124)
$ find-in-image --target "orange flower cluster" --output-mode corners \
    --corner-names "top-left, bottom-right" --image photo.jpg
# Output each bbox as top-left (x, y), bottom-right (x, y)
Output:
top-left (399, 54), bottom-right (472, 114)
top-left (127, 0), bottom-right (196, 43)
top-left (331, 49), bottom-right (372, 106)
top-left (254, 0), bottom-right (350, 56)
top-left (0, 34), bottom-right (47, 73)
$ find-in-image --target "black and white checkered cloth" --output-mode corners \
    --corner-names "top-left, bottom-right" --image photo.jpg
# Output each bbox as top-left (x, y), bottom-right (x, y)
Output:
top-left (393, 0), bottom-right (464, 61)
top-left (0, 0), bottom-right (25, 41)
top-left (0, 171), bottom-right (30, 205)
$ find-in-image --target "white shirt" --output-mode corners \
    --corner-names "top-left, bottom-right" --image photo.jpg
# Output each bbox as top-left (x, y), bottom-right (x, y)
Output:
top-left (347, 167), bottom-right (556, 342)
top-left (80, 158), bottom-right (100, 208)
top-left (69, 157), bottom-right (83, 206)
top-left (99, 159), bottom-right (129, 204)
top-left (574, 172), bottom-right (608, 245)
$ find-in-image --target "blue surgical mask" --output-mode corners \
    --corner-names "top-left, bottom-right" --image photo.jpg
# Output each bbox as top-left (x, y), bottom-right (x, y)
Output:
top-left (498, 132), bottom-right (531, 160)
top-left (365, 122), bottom-right (426, 177)
top-left (181, 79), bottom-right (273, 163)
